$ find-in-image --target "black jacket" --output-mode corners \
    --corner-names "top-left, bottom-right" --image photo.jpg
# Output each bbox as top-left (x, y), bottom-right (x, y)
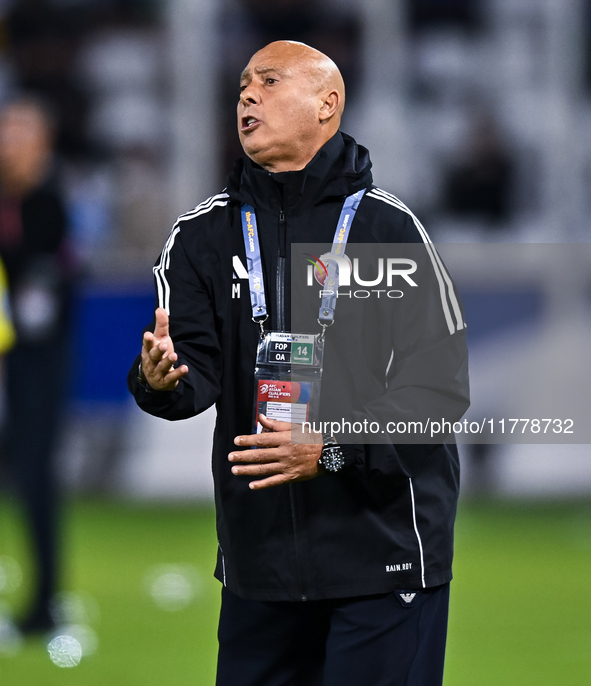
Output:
top-left (0, 174), bottom-right (72, 344)
top-left (128, 132), bottom-right (469, 600)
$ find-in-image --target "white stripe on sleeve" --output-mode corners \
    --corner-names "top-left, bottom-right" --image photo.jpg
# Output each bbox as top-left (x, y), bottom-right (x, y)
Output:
top-left (153, 194), bottom-right (229, 314)
top-left (367, 188), bottom-right (464, 334)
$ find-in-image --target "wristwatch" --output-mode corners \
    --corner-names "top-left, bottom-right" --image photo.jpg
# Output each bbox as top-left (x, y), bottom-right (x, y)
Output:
top-left (136, 362), bottom-right (154, 393)
top-left (318, 433), bottom-right (346, 473)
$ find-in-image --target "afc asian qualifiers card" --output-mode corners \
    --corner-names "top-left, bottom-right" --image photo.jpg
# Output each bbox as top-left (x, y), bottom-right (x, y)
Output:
top-left (255, 380), bottom-right (312, 433)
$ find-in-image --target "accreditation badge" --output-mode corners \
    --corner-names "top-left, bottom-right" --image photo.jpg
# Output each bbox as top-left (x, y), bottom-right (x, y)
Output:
top-left (253, 332), bottom-right (324, 434)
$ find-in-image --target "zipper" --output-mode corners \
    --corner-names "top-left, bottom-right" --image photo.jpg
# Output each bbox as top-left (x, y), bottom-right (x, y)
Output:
top-left (277, 205), bottom-right (305, 599)
top-left (289, 485), bottom-right (307, 601)
top-left (276, 209), bottom-right (286, 331)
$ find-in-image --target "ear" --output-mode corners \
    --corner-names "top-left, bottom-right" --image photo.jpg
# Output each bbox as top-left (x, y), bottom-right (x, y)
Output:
top-left (318, 90), bottom-right (341, 123)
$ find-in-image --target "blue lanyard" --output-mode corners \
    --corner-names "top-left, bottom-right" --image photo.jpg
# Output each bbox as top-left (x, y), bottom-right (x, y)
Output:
top-left (317, 189), bottom-right (365, 326)
top-left (241, 188), bottom-right (365, 331)
top-left (240, 205), bottom-right (267, 321)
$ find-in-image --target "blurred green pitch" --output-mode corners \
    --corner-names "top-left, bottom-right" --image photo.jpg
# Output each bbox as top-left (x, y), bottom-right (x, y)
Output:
top-left (1, 498), bottom-right (591, 685)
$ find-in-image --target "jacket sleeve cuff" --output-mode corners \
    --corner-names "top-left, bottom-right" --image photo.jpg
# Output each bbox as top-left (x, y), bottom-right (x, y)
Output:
top-left (137, 383), bottom-right (183, 406)
top-left (127, 354), bottom-right (184, 407)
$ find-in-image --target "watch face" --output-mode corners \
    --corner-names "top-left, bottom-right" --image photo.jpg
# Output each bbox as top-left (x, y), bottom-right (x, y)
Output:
top-left (320, 446), bottom-right (345, 472)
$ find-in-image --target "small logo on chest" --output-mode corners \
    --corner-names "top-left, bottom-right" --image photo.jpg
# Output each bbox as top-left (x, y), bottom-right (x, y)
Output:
top-left (232, 255), bottom-right (249, 298)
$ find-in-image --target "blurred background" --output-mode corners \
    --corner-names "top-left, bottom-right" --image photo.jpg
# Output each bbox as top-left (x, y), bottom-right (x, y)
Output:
top-left (0, 0), bottom-right (590, 683)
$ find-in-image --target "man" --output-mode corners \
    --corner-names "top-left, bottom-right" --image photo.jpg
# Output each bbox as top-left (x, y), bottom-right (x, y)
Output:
top-left (0, 96), bottom-right (71, 633)
top-left (129, 41), bottom-right (469, 686)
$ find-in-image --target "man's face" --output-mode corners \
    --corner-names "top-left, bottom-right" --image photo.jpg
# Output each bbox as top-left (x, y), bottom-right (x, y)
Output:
top-left (237, 45), bottom-right (323, 172)
top-left (0, 105), bottom-right (51, 179)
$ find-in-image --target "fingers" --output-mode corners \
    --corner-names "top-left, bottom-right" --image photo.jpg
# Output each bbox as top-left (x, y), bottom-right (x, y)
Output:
top-left (139, 310), bottom-right (185, 391)
top-left (230, 458), bottom-right (280, 477)
top-left (229, 448), bottom-right (281, 464)
top-left (227, 452), bottom-right (293, 490)
top-left (255, 415), bottom-right (321, 446)
top-left (151, 353), bottom-right (187, 382)
top-left (144, 360), bottom-right (188, 391)
top-left (258, 414), bottom-right (293, 433)
top-left (149, 339), bottom-right (175, 363)
top-left (142, 330), bottom-right (156, 351)
top-left (153, 307), bottom-right (170, 339)
top-left (141, 335), bottom-right (188, 391)
top-left (234, 418), bottom-right (292, 449)
top-left (142, 338), bottom-right (173, 372)
top-left (143, 331), bottom-right (166, 357)
top-left (161, 363), bottom-right (189, 385)
top-left (228, 442), bottom-right (323, 490)
top-left (229, 456), bottom-right (288, 490)
top-left (143, 334), bottom-right (175, 368)
top-left (249, 474), bottom-right (290, 490)
top-left (234, 432), bottom-right (289, 449)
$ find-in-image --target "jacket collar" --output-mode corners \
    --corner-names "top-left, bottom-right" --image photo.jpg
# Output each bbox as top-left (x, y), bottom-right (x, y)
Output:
top-left (225, 131), bottom-right (373, 214)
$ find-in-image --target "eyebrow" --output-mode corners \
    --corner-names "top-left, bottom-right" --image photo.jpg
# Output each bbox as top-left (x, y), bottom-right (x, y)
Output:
top-left (240, 66), bottom-right (290, 82)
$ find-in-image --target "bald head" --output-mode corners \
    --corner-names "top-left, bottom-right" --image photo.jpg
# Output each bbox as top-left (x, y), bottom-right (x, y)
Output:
top-left (243, 41), bottom-right (346, 119)
top-left (238, 41), bottom-right (345, 172)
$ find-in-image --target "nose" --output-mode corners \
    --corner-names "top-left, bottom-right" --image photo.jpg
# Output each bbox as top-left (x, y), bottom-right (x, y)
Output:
top-left (239, 83), bottom-right (259, 106)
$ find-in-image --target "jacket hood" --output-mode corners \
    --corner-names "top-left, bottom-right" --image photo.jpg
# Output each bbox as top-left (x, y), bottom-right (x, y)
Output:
top-left (225, 131), bottom-right (373, 214)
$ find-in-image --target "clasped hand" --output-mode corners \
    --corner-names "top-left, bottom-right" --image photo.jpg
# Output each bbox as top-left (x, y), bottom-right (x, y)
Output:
top-left (229, 414), bottom-right (323, 490)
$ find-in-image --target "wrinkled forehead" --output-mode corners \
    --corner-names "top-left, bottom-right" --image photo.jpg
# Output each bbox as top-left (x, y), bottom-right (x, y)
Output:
top-left (240, 62), bottom-right (292, 83)
top-left (241, 45), bottom-right (318, 83)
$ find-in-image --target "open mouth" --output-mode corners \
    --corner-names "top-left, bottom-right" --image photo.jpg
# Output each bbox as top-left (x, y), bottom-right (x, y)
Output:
top-left (241, 116), bottom-right (260, 132)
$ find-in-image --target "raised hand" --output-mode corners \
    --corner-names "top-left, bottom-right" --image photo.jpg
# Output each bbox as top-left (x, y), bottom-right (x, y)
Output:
top-left (140, 307), bottom-right (189, 391)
